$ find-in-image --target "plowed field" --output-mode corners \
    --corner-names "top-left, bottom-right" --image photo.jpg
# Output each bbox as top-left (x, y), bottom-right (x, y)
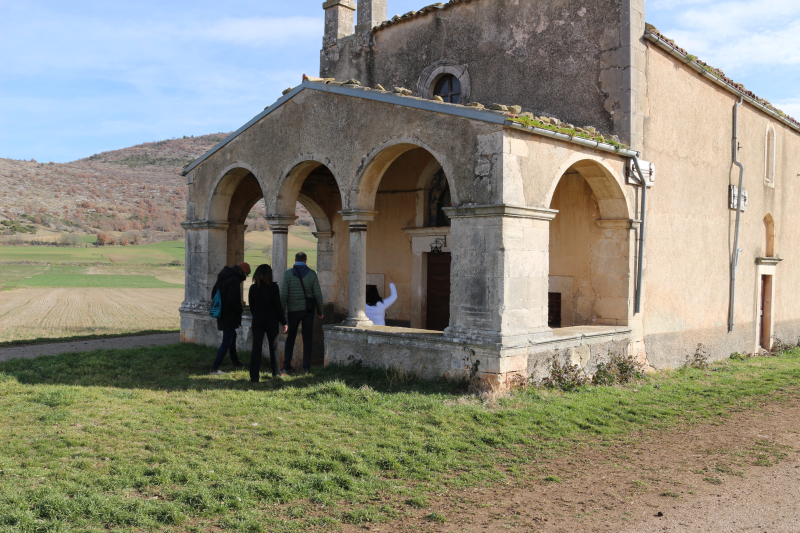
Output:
top-left (0, 288), bottom-right (182, 342)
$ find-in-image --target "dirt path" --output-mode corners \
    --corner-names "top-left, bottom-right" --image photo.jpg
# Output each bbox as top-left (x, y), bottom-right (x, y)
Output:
top-left (0, 332), bottom-right (180, 362)
top-left (347, 398), bottom-right (800, 533)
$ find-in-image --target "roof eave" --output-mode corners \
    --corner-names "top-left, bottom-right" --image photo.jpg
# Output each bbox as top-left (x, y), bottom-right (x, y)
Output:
top-left (181, 82), bottom-right (638, 176)
top-left (644, 32), bottom-right (800, 134)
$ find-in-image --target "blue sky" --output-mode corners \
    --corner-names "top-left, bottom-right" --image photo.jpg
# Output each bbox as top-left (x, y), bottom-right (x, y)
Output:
top-left (1, 0), bottom-right (798, 162)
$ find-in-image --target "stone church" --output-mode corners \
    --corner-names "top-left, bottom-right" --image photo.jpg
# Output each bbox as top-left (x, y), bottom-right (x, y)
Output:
top-left (179, 0), bottom-right (800, 387)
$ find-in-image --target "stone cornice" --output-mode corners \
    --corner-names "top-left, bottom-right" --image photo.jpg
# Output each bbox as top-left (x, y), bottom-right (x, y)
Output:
top-left (443, 205), bottom-right (558, 221)
top-left (596, 219), bottom-right (641, 229)
top-left (756, 257), bottom-right (783, 266)
top-left (181, 221), bottom-right (229, 231)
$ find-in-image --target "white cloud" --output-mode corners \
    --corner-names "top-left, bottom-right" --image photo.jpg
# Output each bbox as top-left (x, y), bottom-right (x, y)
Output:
top-left (654, 0), bottom-right (800, 72)
top-left (774, 98), bottom-right (800, 120)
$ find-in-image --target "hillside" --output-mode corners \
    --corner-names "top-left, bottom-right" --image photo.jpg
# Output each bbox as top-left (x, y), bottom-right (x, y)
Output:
top-left (0, 134), bottom-right (313, 241)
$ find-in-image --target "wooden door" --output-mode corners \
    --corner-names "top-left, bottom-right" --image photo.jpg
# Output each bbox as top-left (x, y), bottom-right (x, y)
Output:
top-left (426, 252), bottom-right (451, 331)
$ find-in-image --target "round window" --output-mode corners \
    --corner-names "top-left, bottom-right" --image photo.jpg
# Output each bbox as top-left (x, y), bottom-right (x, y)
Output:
top-left (433, 75), bottom-right (462, 104)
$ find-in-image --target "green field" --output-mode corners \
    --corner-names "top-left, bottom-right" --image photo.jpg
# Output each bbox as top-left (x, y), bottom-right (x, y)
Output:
top-left (0, 344), bottom-right (797, 532)
top-left (0, 240), bottom-right (186, 265)
top-left (11, 274), bottom-right (183, 289)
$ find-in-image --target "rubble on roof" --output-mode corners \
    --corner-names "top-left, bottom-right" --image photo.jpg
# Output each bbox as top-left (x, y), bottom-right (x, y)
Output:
top-left (645, 24), bottom-right (798, 128)
top-left (298, 75), bottom-right (627, 150)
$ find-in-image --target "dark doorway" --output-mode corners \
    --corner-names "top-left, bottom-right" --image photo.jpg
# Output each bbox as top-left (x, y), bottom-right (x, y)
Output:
top-left (548, 292), bottom-right (562, 328)
top-left (760, 275), bottom-right (773, 350)
top-left (426, 252), bottom-right (451, 331)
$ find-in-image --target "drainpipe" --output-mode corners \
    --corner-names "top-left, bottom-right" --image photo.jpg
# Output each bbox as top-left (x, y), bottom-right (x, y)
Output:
top-left (632, 157), bottom-right (647, 314)
top-left (729, 97), bottom-right (745, 332)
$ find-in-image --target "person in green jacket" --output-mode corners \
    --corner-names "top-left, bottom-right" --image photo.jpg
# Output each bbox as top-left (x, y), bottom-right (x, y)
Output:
top-left (280, 252), bottom-right (324, 373)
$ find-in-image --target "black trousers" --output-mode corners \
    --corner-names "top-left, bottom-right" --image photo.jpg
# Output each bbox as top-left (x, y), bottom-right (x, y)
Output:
top-left (283, 311), bottom-right (314, 372)
top-left (251, 323), bottom-right (279, 382)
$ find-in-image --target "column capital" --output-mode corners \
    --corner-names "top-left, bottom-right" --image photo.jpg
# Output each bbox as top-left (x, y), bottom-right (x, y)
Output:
top-left (266, 215), bottom-right (297, 227)
top-left (181, 220), bottom-right (230, 231)
top-left (312, 231), bottom-right (335, 239)
top-left (323, 0), bottom-right (355, 10)
top-left (443, 204), bottom-right (558, 221)
top-left (339, 209), bottom-right (378, 222)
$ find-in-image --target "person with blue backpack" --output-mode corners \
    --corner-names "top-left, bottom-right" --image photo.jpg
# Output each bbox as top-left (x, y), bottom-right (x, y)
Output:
top-left (209, 262), bottom-right (250, 375)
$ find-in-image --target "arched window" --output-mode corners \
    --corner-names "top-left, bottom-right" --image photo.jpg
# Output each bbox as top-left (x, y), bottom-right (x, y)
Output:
top-left (764, 214), bottom-right (775, 257)
top-left (765, 126), bottom-right (776, 187)
top-left (427, 169), bottom-right (451, 227)
top-left (433, 75), bottom-right (462, 104)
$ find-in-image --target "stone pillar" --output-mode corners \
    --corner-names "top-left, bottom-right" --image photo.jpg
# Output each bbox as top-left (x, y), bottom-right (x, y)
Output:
top-left (340, 210), bottom-right (376, 327)
top-left (356, 0), bottom-right (387, 33)
top-left (180, 221), bottom-right (229, 344)
top-left (323, 0), bottom-right (355, 49)
top-left (226, 224), bottom-right (247, 267)
top-left (594, 219), bottom-right (640, 326)
top-left (267, 215), bottom-right (296, 282)
top-left (313, 231), bottom-right (335, 298)
top-left (444, 205), bottom-right (557, 347)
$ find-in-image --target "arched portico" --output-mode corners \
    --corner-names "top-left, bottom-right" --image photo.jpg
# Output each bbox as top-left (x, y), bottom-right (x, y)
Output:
top-left (341, 141), bottom-right (456, 330)
top-left (548, 159), bottom-right (636, 328)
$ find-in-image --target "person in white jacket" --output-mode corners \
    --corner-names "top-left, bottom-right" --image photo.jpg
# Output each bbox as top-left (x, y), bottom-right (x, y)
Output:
top-left (365, 280), bottom-right (397, 326)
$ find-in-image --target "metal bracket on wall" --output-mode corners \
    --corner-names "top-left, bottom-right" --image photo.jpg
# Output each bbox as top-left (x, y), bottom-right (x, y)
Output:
top-left (626, 159), bottom-right (655, 187)
top-left (729, 185), bottom-right (748, 211)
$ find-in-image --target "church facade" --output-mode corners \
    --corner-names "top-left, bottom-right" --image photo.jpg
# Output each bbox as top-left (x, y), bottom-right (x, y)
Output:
top-left (180, 0), bottom-right (800, 387)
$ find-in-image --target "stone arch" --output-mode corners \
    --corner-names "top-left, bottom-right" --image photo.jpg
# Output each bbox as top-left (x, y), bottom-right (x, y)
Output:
top-left (297, 192), bottom-right (332, 233)
top-left (764, 213), bottom-right (776, 257)
top-left (545, 157), bottom-right (630, 220)
top-left (206, 162), bottom-right (265, 223)
top-left (547, 157), bottom-right (633, 328)
top-left (352, 138), bottom-right (457, 212)
top-left (271, 155), bottom-right (344, 216)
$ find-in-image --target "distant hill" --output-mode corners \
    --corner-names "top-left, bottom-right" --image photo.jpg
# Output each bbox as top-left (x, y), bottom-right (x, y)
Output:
top-left (0, 134), bottom-right (313, 240)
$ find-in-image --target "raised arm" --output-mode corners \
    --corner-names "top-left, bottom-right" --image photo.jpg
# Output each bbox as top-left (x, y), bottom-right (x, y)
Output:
top-left (382, 282), bottom-right (398, 309)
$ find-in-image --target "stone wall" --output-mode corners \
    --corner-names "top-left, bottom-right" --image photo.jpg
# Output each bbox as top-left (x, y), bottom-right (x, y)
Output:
top-left (321, 0), bottom-right (646, 145)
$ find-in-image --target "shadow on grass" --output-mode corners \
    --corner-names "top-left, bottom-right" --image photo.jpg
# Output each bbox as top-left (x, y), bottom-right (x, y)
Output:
top-left (0, 342), bottom-right (467, 395)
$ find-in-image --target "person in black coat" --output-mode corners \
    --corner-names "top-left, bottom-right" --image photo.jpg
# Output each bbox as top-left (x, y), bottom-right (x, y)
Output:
top-left (247, 264), bottom-right (288, 382)
top-left (210, 262), bottom-right (250, 374)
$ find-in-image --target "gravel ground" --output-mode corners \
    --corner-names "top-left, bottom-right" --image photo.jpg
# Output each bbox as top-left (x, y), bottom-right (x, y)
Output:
top-left (0, 332), bottom-right (181, 362)
top-left (343, 398), bottom-right (800, 533)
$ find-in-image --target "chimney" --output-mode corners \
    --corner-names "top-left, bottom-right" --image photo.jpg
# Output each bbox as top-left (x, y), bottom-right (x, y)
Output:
top-left (356, 0), bottom-right (387, 33)
top-left (322, 0), bottom-right (355, 48)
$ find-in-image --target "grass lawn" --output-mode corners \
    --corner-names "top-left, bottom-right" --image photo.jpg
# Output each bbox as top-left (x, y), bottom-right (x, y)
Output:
top-left (11, 274), bottom-right (183, 289)
top-left (0, 240), bottom-right (185, 265)
top-left (0, 345), bottom-right (798, 532)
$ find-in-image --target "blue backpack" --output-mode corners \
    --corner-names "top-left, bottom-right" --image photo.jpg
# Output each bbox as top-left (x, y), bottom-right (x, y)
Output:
top-left (209, 290), bottom-right (222, 318)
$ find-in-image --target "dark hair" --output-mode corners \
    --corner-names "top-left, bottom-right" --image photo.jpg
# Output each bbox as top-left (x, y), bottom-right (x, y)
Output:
top-left (295, 252), bottom-right (307, 263)
top-left (366, 285), bottom-right (383, 307)
top-left (253, 264), bottom-right (273, 287)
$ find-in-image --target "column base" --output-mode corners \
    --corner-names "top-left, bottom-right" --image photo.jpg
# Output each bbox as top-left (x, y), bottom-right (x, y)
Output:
top-left (341, 317), bottom-right (374, 328)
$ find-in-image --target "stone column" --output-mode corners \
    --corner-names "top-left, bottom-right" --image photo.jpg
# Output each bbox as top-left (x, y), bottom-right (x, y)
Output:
top-left (323, 0), bottom-right (355, 48)
top-left (444, 205), bottom-right (557, 347)
top-left (180, 221), bottom-right (229, 344)
top-left (356, 0), bottom-right (387, 33)
top-left (340, 210), bottom-right (376, 327)
top-left (267, 215), bottom-right (296, 282)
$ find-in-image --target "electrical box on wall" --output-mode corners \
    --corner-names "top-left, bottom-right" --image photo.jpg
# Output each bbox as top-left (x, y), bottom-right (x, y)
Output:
top-left (729, 185), bottom-right (748, 211)
top-left (626, 159), bottom-right (655, 187)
